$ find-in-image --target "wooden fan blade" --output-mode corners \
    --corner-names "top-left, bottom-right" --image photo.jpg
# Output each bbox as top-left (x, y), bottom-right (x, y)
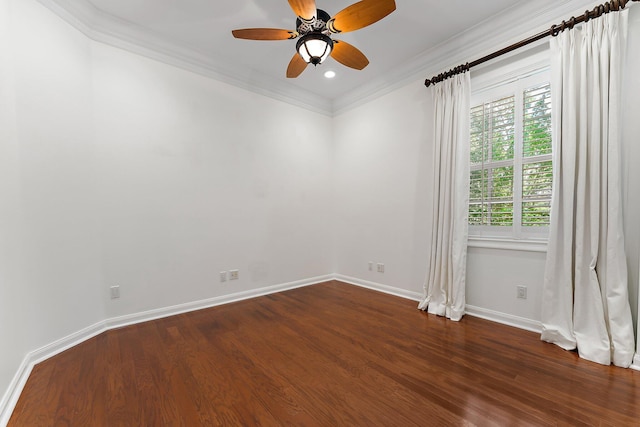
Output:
top-left (328, 0), bottom-right (396, 33)
top-left (331, 40), bottom-right (369, 70)
top-left (287, 53), bottom-right (308, 78)
top-left (232, 28), bottom-right (298, 41)
top-left (288, 0), bottom-right (317, 21)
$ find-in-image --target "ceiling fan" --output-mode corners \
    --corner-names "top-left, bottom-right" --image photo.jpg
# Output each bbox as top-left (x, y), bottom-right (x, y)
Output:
top-left (232, 0), bottom-right (396, 78)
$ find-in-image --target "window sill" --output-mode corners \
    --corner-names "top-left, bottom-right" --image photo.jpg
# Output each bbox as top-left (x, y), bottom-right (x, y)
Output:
top-left (467, 237), bottom-right (547, 253)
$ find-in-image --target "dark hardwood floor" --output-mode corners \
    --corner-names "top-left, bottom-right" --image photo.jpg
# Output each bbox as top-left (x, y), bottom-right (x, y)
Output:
top-left (8, 281), bottom-right (640, 426)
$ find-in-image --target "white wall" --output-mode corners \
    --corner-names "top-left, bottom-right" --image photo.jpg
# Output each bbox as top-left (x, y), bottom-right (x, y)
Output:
top-left (0, 0), bottom-right (103, 402)
top-left (12, 0), bottom-right (102, 332)
top-left (0, 0), bottom-right (23, 402)
top-left (333, 82), bottom-right (434, 295)
top-left (92, 42), bottom-right (334, 318)
top-left (0, 0), bottom-right (333, 411)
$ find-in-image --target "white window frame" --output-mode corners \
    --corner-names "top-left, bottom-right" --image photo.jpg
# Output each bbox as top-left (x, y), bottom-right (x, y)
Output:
top-left (469, 63), bottom-right (551, 243)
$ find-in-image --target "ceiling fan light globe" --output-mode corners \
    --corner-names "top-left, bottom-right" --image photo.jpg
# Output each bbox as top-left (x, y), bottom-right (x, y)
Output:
top-left (296, 33), bottom-right (333, 65)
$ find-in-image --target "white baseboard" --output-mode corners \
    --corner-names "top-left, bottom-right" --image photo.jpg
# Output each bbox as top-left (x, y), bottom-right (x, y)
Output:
top-left (332, 276), bottom-right (544, 335)
top-left (0, 274), bottom-right (333, 426)
top-left (105, 274), bottom-right (334, 330)
top-left (333, 275), bottom-right (544, 336)
top-left (465, 305), bottom-right (542, 333)
top-left (334, 274), bottom-right (423, 302)
top-left (0, 319), bottom-right (108, 427)
top-left (0, 358), bottom-right (32, 427)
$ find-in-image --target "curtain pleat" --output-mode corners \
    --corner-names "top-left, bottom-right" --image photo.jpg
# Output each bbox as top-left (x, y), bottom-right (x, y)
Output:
top-left (419, 73), bottom-right (470, 321)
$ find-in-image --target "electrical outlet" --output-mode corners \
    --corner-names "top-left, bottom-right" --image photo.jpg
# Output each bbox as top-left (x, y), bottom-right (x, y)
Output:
top-left (110, 285), bottom-right (120, 299)
top-left (229, 270), bottom-right (239, 280)
top-left (220, 271), bottom-right (227, 282)
top-left (517, 285), bottom-right (527, 299)
top-left (377, 263), bottom-right (385, 273)
top-left (368, 261), bottom-right (374, 271)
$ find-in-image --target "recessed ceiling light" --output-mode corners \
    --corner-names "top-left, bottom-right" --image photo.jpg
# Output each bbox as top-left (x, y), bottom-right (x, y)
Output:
top-left (324, 70), bottom-right (336, 79)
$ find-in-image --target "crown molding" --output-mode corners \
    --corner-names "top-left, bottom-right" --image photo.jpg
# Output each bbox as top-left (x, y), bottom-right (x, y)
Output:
top-left (35, 0), bottom-right (333, 116)
top-left (36, 0), bottom-right (609, 116)
top-left (332, 0), bottom-right (604, 115)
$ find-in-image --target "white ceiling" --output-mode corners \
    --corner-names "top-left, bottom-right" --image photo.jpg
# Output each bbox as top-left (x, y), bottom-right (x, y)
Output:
top-left (40, 0), bottom-right (598, 113)
top-left (83, 0), bottom-right (521, 97)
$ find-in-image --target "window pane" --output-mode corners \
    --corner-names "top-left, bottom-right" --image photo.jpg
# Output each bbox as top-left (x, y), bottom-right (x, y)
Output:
top-left (468, 167), bottom-right (514, 226)
top-left (523, 83), bottom-right (552, 157)
top-left (490, 97), bottom-right (515, 161)
top-left (470, 105), bottom-right (485, 164)
top-left (470, 97), bottom-right (515, 165)
top-left (491, 166), bottom-right (513, 201)
top-left (470, 169), bottom-right (488, 203)
top-left (489, 202), bottom-right (513, 226)
top-left (470, 169), bottom-right (488, 226)
top-left (522, 201), bottom-right (551, 226)
top-left (522, 161), bottom-right (552, 198)
top-left (469, 202), bottom-right (485, 226)
top-left (522, 161), bottom-right (552, 226)
top-left (489, 166), bottom-right (513, 226)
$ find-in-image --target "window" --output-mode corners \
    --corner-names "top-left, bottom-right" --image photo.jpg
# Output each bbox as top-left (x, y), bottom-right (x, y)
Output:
top-left (469, 71), bottom-right (552, 239)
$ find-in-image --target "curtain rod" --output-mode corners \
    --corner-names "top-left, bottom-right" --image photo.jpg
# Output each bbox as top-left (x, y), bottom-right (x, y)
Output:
top-left (424, 0), bottom-right (638, 87)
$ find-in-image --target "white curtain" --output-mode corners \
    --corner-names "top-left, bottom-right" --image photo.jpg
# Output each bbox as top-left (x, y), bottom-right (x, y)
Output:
top-left (419, 73), bottom-right (470, 321)
top-left (541, 10), bottom-right (636, 367)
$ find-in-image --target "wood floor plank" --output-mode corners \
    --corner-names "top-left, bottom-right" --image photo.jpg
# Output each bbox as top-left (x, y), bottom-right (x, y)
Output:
top-left (225, 305), bottom-right (416, 425)
top-left (8, 281), bottom-right (640, 426)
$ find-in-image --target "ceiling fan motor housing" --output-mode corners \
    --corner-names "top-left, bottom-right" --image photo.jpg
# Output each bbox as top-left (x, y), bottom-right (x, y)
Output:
top-left (296, 9), bottom-right (332, 35)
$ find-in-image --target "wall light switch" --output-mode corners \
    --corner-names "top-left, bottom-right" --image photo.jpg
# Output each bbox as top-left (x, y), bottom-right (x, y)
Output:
top-left (110, 285), bottom-right (120, 299)
top-left (517, 285), bottom-right (527, 299)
